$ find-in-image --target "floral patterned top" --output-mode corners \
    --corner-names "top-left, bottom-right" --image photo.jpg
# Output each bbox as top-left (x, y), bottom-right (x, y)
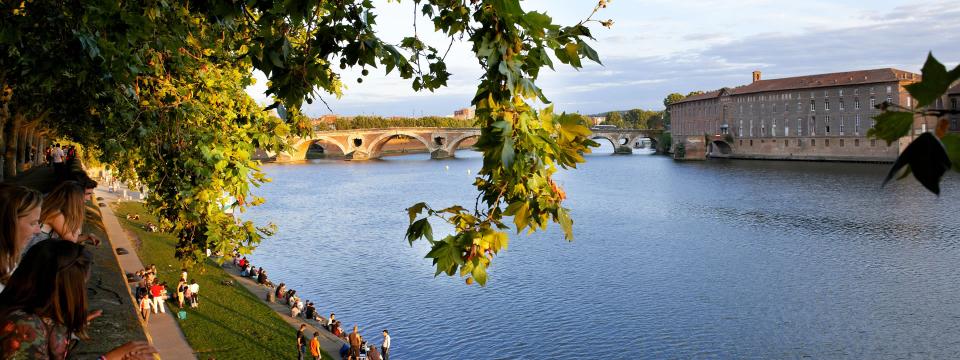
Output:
top-left (0, 310), bottom-right (70, 360)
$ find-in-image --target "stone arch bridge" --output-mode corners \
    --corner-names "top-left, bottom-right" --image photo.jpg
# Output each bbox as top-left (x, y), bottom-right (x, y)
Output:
top-left (274, 127), bottom-right (661, 161)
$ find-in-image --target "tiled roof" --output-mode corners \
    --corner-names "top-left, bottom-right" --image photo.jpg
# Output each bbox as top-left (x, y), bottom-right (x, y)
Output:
top-left (948, 82), bottom-right (960, 95)
top-left (672, 68), bottom-right (919, 105)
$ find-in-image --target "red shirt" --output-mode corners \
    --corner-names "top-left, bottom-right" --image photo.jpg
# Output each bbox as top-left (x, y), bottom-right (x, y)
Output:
top-left (149, 284), bottom-right (163, 297)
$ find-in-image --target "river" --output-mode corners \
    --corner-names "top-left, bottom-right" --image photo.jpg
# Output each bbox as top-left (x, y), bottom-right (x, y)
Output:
top-left (244, 142), bottom-right (960, 359)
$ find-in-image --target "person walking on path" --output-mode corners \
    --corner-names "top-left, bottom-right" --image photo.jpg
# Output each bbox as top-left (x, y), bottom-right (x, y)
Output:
top-left (309, 331), bottom-right (322, 360)
top-left (188, 279), bottom-right (200, 308)
top-left (382, 329), bottom-right (391, 360)
top-left (149, 282), bottom-right (165, 314)
top-left (348, 325), bottom-right (362, 359)
top-left (296, 324), bottom-right (307, 360)
top-left (51, 143), bottom-right (64, 178)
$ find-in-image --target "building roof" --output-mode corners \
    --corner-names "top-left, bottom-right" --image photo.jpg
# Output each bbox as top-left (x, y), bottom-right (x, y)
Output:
top-left (948, 82), bottom-right (960, 95)
top-left (672, 68), bottom-right (920, 105)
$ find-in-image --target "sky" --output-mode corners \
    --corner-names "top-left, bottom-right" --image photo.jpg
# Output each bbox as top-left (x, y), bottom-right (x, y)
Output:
top-left (245, 0), bottom-right (960, 117)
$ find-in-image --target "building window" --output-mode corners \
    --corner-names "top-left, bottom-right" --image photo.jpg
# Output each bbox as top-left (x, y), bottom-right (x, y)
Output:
top-left (772, 119), bottom-right (777, 136)
top-left (749, 119), bottom-right (754, 137)
top-left (740, 140), bottom-right (743, 146)
top-left (797, 101), bottom-right (802, 111)
top-left (797, 139), bottom-right (802, 146)
top-left (840, 139), bottom-right (845, 147)
top-left (750, 140), bottom-right (753, 146)
top-left (886, 95), bottom-right (892, 104)
top-left (952, 98), bottom-right (958, 110)
top-left (870, 97), bottom-right (876, 108)
top-left (824, 90), bottom-right (829, 97)
top-left (825, 115), bottom-right (831, 134)
top-left (886, 85), bottom-right (892, 93)
top-left (825, 139), bottom-right (830, 147)
top-left (855, 139), bottom-right (860, 147)
top-left (810, 116), bottom-right (816, 136)
top-left (854, 88), bottom-right (859, 95)
top-left (810, 99), bottom-right (815, 112)
top-left (839, 89), bottom-right (844, 96)
top-left (839, 115), bottom-right (845, 135)
top-left (797, 118), bottom-right (803, 136)
top-left (812, 139), bottom-right (816, 146)
top-left (825, 100), bottom-right (830, 111)
top-left (855, 97), bottom-right (860, 109)
top-left (870, 86), bottom-right (875, 94)
top-left (761, 120), bottom-right (766, 136)
top-left (839, 99), bottom-right (845, 111)
top-left (784, 139), bottom-right (789, 146)
top-left (906, 97), bottom-right (912, 108)
top-left (871, 139), bottom-right (877, 147)
top-left (785, 124), bottom-right (790, 137)
top-left (739, 119), bottom-right (743, 137)
top-left (855, 113), bottom-right (861, 135)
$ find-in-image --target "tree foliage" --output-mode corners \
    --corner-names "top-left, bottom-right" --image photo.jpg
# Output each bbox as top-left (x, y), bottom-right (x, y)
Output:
top-left (1, 0), bottom-right (610, 285)
top-left (870, 53), bottom-right (960, 195)
top-left (662, 92), bottom-right (686, 129)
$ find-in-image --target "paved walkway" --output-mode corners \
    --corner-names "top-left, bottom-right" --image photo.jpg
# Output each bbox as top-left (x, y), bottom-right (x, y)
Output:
top-left (97, 186), bottom-right (197, 360)
top-left (224, 265), bottom-right (347, 360)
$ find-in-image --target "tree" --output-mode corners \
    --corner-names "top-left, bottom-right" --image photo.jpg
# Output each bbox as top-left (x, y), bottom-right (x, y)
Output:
top-left (2, 0), bottom-right (611, 286)
top-left (605, 111), bottom-right (625, 128)
top-left (870, 53), bottom-right (960, 195)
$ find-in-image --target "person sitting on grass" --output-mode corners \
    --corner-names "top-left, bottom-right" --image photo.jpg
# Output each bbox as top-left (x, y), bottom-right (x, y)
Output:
top-left (257, 268), bottom-right (268, 286)
top-left (0, 240), bottom-right (158, 359)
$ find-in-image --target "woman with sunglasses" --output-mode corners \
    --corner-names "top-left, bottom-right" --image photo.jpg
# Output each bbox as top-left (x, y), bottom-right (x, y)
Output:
top-left (0, 240), bottom-right (157, 359)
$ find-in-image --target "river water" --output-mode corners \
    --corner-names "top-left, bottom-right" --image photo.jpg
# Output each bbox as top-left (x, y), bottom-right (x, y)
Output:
top-left (244, 142), bottom-right (960, 359)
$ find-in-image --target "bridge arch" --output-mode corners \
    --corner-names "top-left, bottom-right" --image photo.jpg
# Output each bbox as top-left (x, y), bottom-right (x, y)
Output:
top-left (445, 133), bottom-right (480, 155)
top-left (709, 140), bottom-right (732, 156)
top-left (590, 134), bottom-right (620, 152)
top-left (296, 136), bottom-right (347, 157)
top-left (366, 131), bottom-right (434, 158)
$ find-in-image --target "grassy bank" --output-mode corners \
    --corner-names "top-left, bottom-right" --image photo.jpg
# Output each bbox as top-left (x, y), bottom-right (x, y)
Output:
top-left (114, 201), bottom-right (330, 359)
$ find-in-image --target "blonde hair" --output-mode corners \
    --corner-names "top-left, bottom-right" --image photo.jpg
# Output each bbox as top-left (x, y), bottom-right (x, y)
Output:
top-left (40, 181), bottom-right (86, 238)
top-left (0, 185), bottom-right (43, 283)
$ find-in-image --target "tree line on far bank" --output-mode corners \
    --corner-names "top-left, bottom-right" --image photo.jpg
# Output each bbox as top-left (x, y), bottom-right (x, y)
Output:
top-left (314, 116), bottom-right (476, 131)
top-left (594, 91), bottom-right (704, 130)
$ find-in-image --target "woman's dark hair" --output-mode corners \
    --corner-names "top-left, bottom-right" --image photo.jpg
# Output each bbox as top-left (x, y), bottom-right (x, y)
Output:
top-left (0, 240), bottom-right (93, 336)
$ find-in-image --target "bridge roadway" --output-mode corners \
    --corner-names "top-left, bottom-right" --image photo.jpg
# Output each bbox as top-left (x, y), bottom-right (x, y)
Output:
top-left (274, 127), bottom-right (661, 161)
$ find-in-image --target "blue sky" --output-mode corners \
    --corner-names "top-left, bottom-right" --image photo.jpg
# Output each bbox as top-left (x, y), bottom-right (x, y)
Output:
top-left (246, 0), bottom-right (960, 117)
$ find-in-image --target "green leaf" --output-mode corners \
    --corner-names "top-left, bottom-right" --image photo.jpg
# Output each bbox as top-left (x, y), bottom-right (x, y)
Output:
top-left (512, 201), bottom-right (530, 232)
top-left (407, 202), bottom-right (427, 223)
top-left (471, 263), bottom-right (488, 286)
top-left (426, 236), bottom-right (464, 276)
top-left (490, 0), bottom-right (522, 15)
top-left (557, 207), bottom-right (573, 241)
top-left (882, 132), bottom-right (951, 194)
top-left (905, 53), bottom-right (960, 108)
top-left (501, 137), bottom-right (515, 166)
top-left (578, 42), bottom-right (601, 65)
top-left (867, 111), bottom-right (913, 145)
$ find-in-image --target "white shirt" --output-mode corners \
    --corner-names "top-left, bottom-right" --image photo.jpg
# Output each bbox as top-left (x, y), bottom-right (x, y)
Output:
top-left (383, 334), bottom-right (390, 349)
top-left (189, 283), bottom-right (199, 293)
top-left (52, 148), bottom-right (64, 163)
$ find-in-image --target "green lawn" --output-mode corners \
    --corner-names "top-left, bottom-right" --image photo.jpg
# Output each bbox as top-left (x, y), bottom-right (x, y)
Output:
top-left (114, 202), bottom-right (330, 360)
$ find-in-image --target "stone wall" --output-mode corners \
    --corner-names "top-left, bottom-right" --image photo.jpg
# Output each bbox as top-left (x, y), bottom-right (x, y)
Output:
top-left (724, 136), bottom-right (900, 162)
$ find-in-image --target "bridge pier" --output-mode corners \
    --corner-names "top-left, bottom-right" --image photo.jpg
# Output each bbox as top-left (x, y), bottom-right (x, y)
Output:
top-left (345, 150), bottom-right (373, 161)
top-left (614, 145), bottom-right (633, 155)
top-left (430, 149), bottom-right (453, 159)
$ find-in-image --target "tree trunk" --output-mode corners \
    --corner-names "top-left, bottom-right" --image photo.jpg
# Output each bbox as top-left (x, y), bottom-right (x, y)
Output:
top-left (3, 114), bottom-right (21, 179)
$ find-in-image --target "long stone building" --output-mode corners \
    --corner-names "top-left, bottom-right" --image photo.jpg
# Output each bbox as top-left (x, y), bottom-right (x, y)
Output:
top-left (669, 68), bottom-right (928, 161)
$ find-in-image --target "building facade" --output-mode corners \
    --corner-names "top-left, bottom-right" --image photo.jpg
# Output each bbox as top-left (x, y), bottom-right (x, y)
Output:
top-left (670, 69), bottom-right (923, 161)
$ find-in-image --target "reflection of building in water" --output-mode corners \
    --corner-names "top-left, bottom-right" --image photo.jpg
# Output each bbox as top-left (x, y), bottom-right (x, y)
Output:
top-left (453, 107), bottom-right (475, 120)
top-left (670, 68), bottom-right (925, 162)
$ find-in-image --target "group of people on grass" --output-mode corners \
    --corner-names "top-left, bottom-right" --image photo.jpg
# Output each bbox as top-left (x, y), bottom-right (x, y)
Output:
top-left (131, 265), bottom-right (200, 321)
top-left (0, 157), bottom-right (157, 359)
top-left (237, 253), bottom-right (392, 360)
top-left (297, 323), bottom-right (391, 360)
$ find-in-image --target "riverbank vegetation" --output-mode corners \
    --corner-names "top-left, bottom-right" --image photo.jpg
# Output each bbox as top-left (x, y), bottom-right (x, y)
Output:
top-left (114, 201), bottom-right (327, 359)
top-left (315, 115), bottom-right (476, 131)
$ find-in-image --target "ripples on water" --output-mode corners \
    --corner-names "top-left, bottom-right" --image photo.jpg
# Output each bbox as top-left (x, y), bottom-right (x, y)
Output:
top-left (244, 142), bottom-right (960, 359)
